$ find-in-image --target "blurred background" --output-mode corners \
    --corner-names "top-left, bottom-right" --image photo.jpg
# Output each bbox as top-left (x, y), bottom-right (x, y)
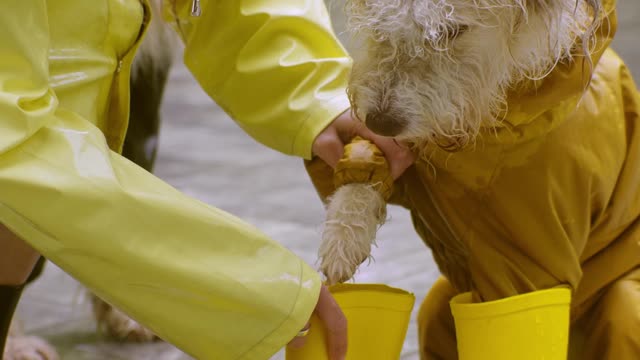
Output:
top-left (13, 2), bottom-right (640, 359)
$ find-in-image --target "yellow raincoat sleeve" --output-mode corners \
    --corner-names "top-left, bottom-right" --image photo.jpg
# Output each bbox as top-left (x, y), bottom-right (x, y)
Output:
top-left (166, 0), bottom-right (352, 159)
top-left (0, 3), bottom-right (320, 359)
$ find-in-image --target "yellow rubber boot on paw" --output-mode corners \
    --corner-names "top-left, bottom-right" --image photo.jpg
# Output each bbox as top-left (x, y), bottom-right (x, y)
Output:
top-left (450, 288), bottom-right (571, 360)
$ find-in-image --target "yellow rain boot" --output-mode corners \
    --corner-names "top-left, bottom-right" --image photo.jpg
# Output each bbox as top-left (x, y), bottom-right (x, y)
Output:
top-left (285, 284), bottom-right (415, 360)
top-left (450, 288), bottom-right (571, 360)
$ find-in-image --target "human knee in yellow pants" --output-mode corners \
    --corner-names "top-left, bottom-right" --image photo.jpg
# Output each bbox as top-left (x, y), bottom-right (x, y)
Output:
top-left (418, 274), bottom-right (640, 360)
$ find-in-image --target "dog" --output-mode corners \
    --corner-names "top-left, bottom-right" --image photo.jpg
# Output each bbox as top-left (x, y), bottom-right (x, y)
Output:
top-left (306, 0), bottom-right (640, 356)
top-left (4, 1), bottom-right (177, 358)
top-left (314, 0), bottom-right (605, 284)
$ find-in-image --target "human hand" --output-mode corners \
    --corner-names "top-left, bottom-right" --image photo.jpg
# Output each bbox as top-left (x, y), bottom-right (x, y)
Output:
top-left (312, 110), bottom-right (415, 179)
top-left (288, 285), bottom-right (347, 360)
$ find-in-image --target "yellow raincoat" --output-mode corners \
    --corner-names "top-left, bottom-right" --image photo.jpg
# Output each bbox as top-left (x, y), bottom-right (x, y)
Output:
top-left (306, 0), bottom-right (640, 358)
top-left (0, 0), bottom-right (350, 358)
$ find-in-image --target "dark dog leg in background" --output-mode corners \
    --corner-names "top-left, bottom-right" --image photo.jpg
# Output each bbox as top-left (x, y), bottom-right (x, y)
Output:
top-left (121, 55), bottom-right (172, 172)
top-left (120, 0), bottom-right (177, 173)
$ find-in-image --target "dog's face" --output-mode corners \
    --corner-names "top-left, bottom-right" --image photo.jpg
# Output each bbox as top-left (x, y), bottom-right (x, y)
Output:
top-left (346, 0), bottom-right (599, 145)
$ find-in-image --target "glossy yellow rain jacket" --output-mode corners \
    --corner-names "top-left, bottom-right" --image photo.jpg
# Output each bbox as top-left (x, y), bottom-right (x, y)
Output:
top-left (0, 0), bottom-right (351, 359)
top-left (306, 0), bottom-right (640, 322)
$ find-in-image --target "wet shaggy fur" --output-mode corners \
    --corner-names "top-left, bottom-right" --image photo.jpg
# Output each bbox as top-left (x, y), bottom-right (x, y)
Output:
top-left (347, 0), bottom-right (603, 149)
top-left (319, 0), bottom-right (605, 284)
top-left (320, 184), bottom-right (387, 284)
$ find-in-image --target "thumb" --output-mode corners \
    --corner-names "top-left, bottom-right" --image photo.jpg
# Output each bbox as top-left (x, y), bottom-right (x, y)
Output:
top-left (312, 127), bottom-right (345, 169)
top-left (316, 286), bottom-right (348, 360)
top-left (353, 124), bottom-right (415, 179)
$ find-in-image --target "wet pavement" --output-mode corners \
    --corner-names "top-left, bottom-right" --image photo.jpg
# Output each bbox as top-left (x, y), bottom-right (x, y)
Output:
top-left (13, 2), bottom-right (640, 359)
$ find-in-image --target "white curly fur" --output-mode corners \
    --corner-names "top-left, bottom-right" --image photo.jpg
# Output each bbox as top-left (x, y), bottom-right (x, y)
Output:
top-left (346, 0), bottom-right (601, 146)
top-left (3, 336), bottom-right (59, 360)
top-left (91, 294), bottom-right (158, 342)
top-left (319, 184), bottom-right (387, 284)
top-left (4, 321), bottom-right (58, 360)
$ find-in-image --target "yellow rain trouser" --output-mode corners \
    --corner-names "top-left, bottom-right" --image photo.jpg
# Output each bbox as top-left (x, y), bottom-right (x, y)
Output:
top-left (418, 269), bottom-right (640, 360)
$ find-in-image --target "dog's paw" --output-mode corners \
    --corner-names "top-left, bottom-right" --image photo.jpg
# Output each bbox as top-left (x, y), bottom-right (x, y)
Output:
top-left (91, 295), bottom-right (158, 343)
top-left (320, 184), bottom-right (387, 284)
top-left (3, 335), bottom-right (59, 360)
top-left (320, 253), bottom-right (368, 285)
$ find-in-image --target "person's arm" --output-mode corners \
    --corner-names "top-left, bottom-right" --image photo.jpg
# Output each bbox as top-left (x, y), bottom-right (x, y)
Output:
top-left (165, 0), bottom-right (352, 159)
top-left (0, 2), bottom-right (319, 358)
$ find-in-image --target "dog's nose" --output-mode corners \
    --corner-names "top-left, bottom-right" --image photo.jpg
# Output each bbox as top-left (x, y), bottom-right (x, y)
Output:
top-left (365, 112), bottom-right (406, 137)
